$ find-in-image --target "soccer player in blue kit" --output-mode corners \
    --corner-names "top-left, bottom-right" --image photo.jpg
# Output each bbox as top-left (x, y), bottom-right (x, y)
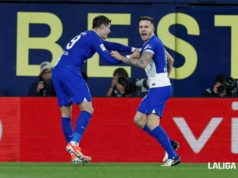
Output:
top-left (111, 16), bottom-right (181, 166)
top-left (52, 15), bottom-right (135, 164)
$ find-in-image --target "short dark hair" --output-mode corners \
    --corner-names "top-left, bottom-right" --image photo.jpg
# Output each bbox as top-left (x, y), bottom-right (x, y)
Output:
top-left (92, 15), bottom-right (111, 29)
top-left (139, 16), bottom-right (154, 24)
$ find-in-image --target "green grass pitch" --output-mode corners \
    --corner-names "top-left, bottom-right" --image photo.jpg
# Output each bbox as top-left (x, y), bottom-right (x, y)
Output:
top-left (0, 163), bottom-right (237, 178)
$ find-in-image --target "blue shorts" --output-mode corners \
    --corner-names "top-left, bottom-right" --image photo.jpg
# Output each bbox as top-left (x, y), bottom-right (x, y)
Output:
top-left (138, 86), bottom-right (172, 117)
top-left (52, 66), bottom-right (92, 106)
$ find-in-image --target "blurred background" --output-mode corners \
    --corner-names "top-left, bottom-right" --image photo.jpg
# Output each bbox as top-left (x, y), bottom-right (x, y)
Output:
top-left (0, 0), bottom-right (238, 165)
top-left (1, 0), bottom-right (238, 97)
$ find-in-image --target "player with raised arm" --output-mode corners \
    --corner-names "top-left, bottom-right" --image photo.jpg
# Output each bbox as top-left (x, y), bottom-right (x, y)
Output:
top-left (111, 16), bottom-right (181, 166)
top-left (52, 15), bottom-right (135, 164)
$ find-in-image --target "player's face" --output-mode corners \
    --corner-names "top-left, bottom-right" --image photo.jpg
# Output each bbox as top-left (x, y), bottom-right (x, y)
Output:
top-left (139, 20), bottom-right (154, 41)
top-left (100, 23), bottom-right (111, 40)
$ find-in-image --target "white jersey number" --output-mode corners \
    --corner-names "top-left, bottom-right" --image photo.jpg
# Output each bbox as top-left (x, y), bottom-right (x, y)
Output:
top-left (66, 35), bottom-right (81, 49)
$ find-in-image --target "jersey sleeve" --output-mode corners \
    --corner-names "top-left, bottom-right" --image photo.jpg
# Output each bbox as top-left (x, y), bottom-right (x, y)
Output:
top-left (103, 41), bottom-right (134, 52)
top-left (92, 37), bottom-right (122, 64)
top-left (143, 41), bottom-right (156, 55)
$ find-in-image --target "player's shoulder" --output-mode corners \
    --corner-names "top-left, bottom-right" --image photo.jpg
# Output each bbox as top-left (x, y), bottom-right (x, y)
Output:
top-left (149, 35), bottom-right (164, 50)
top-left (85, 30), bottom-right (101, 41)
top-left (81, 30), bottom-right (92, 38)
top-left (86, 30), bottom-right (98, 37)
top-left (150, 35), bottom-right (162, 44)
top-left (81, 30), bottom-right (101, 46)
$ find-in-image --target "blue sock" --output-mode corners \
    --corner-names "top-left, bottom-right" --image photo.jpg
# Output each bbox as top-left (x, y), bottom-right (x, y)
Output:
top-left (143, 124), bottom-right (152, 135)
top-left (62, 117), bottom-right (73, 143)
top-left (71, 111), bottom-right (92, 143)
top-left (144, 125), bottom-right (176, 149)
top-left (150, 126), bottom-right (177, 159)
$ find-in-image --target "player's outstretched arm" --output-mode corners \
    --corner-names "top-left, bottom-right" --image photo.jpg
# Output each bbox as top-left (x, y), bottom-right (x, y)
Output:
top-left (94, 43), bottom-right (123, 64)
top-left (103, 40), bottom-right (136, 52)
top-left (111, 51), bottom-right (153, 69)
top-left (127, 48), bottom-right (141, 59)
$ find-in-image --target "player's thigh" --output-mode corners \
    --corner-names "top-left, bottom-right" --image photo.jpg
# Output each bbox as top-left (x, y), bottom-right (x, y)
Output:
top-left (146, 86), bottom-right (172, 117)
top-left (64, 70), bottom-right (92, 104)
top-left (137, 94), bottom-right (149, 115)
top-left (52, 68), bottom-right (73, 106)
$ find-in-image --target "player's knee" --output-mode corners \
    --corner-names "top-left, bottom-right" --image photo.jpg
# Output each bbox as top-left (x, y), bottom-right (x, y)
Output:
top-left (79, 102), bottom-right (94, 115)
top-left (147, 114), bottom-right (160, 129)
top-left (83, 106), bottom-right (94, 115)
top-left (134, 116), bottom-right (146, 129)
top-left (60, 106), bottom-right (72, 118)
top-left (87, 107), bottom-right (94, 115)
top-left (62, 112), bottom-right (71, 118)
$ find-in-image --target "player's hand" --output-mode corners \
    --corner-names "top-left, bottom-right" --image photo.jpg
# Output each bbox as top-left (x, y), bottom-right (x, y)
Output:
top-left (111, 51), bottom-right (123, 60)
top-left (130, 48), bottom-right (141, 59)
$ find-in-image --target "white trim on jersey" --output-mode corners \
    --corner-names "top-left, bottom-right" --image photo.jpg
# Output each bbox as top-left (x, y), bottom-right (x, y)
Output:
top-left (148, 73), bottom-right (171, 88)
top-left (143, 49), bottom-right (154, 54)
top-left (131, 47), bottom-right (136, 52)
top-left (152, 109), bottom-right (156, 113)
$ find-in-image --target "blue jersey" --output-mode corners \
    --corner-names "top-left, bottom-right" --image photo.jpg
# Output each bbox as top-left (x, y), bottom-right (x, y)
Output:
top-left (140, 35), bottom-right (171, 88)
top-left (138, 35), bottom-right (172, 116)
top-left (56, 30), bottom-right (133, 70)
top-left (52, 30), bottom-right (133, 106)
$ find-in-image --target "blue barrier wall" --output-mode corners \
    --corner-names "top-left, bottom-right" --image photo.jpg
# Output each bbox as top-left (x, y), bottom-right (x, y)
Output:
top-left (0, 2), bottom-right (238, 96)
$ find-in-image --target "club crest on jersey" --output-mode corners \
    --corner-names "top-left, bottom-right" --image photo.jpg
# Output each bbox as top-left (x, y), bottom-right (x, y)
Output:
top-left (100, 44), bottom-right (106, 51)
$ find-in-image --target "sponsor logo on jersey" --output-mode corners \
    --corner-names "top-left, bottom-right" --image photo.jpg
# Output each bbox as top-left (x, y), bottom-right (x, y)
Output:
top-left (100, 44), bottom-right (106, 51)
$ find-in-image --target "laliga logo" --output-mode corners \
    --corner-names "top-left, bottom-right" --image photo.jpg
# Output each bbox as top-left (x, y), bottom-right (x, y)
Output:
top-left (208, 162), bottom-right (237, 170)
top-left (0, 119), bottom-right (2, 142)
